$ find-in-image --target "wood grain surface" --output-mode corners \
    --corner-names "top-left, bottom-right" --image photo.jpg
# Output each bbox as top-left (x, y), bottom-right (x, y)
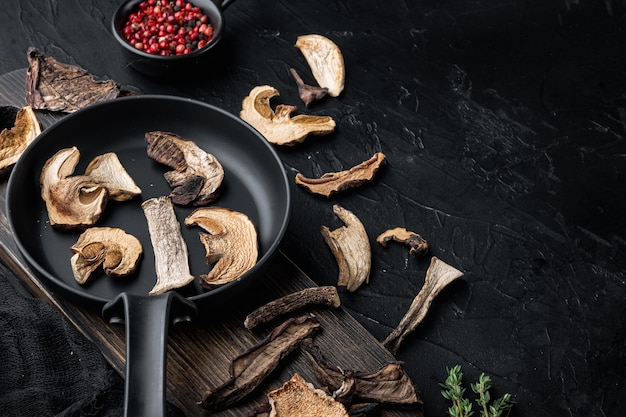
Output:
top-left (0, 69), bottom-right (421, 416)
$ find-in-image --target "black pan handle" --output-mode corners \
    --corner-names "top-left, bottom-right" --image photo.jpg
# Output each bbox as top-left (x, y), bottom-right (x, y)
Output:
top-left (102, 292), bottom-right (197, 417)
top-left (215, 0), bottom-right (237, 10)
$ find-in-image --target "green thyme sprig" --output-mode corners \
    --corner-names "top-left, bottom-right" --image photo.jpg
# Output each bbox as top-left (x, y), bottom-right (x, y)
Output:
top-left (439, 365), bottom-right (514, 417)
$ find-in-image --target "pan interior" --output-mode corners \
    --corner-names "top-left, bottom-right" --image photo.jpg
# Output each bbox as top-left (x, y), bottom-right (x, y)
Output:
top-left (7, 96), bottom-right (290, 305)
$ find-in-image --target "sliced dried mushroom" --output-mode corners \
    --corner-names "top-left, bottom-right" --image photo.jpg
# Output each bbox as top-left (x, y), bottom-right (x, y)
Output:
top-left (145, 131), bottom-right (224, 206)
top-left (295, 34), bottom-right (345, 97)
top-left (184, 207), bottom-right (258, 288)
top-left (383, 256), bottom-right (464, 354)
top-left (0, 105), bottom-right (41, 173)
top-left (244, 286), bottom-right (341, 329)
top-left (240, 85), bottom-right (336, 146)
top-left (70, 227), bottom-right (142, 284)
top-left (142, 196), bottom-right (195, 295)
top-left (376, 227), bottom-right (428, 256)
top-left (321, 205), bottom-right (371, 292)
top-left (41, 147), bottom-right (108, 230)
top-left (200, 314), bottom-right (321, 412)
top-left (84, 152), bottom-right (142, 201)
top-left (25, 48), bottom-right (131, 113)
top-left (267, 373), bottom-right (349, 417)
top-left (302, 339), bottom-right (422, 408)
top-left (295, 152), bottom-right (386, 197)
top-left (290, 68), bottom-right (328, 107)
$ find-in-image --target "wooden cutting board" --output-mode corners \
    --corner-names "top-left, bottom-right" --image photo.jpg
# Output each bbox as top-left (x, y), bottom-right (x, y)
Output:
top-left (0, 69), bottom-right (422, 416)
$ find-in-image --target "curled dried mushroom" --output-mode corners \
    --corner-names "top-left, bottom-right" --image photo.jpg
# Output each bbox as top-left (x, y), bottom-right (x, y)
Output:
top-left (295, 152), bottom-right (386, 197)
top-left (71, 227), bottom-right (142, 284)
top-left (26, 48), bottom-right (131, 113)
top-left (84, 152), bottom-right (142, 201)
top-left (185, 207), bottom-right (258, 288)
top-left (267, 373), bottom-right (349, 417)
top-left (376, 227), bottom-right (428, 256)
top-left (321, 205), bottom-right (371, 292)
top-left (142, 196), bottom-right (195, 295)
top-left (240, 85), bottom-right (336, 146)
top-left (0, 105), bottom-right (41, 173)
top-left (146, 131), bottom-right (224, 206)
top-left (295, 34), bottom-right (345, 97)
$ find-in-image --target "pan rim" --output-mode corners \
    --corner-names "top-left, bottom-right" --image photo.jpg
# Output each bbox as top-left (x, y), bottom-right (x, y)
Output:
top-left (6, 94), bottom-right (291, 307)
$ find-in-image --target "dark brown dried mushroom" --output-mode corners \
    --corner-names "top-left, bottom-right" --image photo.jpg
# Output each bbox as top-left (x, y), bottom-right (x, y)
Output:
top-left (70, 227), bottom-right (142, 284)
top-left (376, 227), bottom-right (428, 256)
top-left (244, 286), bottom-right (341, 329)
top-left (267, 373), bottom-right (349, 417)
top-left (25, 48), bottom-right (131, 113)
top-left (290, 68), bottom-right (328, 107)
top-left (145, 131), bottom-right (224, 206)
top-left (185, 207), bottom-right (258, 288)
top-left (142, 196), bottom-right (195, 295)
top-left (200, 314), bottom-right (321, 412)
top-left (240, 85), bottom-right (336, 146)
top-left (41, 147), bottom-right (108, 230)
top-left (302, 339), bottom-right (422, 408)
top-left (383, 256), bottom-right (464, 354)
top-left (295, 152), bottom-right (386, 197)
top-left (0, 105), bottom-right (41, 173)
top-left (321, 205), bottom-right (371, 292)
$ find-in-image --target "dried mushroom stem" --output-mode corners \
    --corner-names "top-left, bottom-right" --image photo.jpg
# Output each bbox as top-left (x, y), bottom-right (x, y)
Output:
top-left (200, 314), bottom-right (321, 412)
top-left (244, 286), bottom-right (340, 329)
top-left (290, 67), bottom-right (328, 107)
top-left (141, 196), bottom-right (195, 295)
top-left (376, 227), bottom-right (428, 256)
top-left (295, 152), bottom-right (386, 197)
top-left (383, 256), bottom-right (464, 354)
top-left (321, 205), bottom-right (371, 292)
top-left (301, 339), bottom-right (422, 407)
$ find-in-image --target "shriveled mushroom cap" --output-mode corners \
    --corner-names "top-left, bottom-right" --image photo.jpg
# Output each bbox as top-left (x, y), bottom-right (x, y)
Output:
top-left (240, 85), bottom-right (336, 146)
top-left (70, 227), bottom-right (143, 284)
top-left (184, 207), bottom-right (258, 288)
top-left (40, 147), bottom-right (108, 230)
top-left (267, 373), bottom-right (349, 417)
top-left (295, 34), bottom-right (345, 97)
top-left (84, 152), bottom-right (141, 201)
top-left (0, 105), bottom-right (41, 172)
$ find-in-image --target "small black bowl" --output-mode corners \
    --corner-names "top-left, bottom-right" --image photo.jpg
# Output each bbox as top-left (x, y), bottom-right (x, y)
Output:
top-left (111, 0), bottom-right (233, 77)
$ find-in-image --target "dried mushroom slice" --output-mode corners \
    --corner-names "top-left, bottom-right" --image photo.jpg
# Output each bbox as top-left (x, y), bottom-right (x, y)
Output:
top-left (321, 205), bottom-right (371, 292)
top-left (142, 196), bottom-right (195, 295)
top-left (376, 227), bottom-right (428, 256)
top-left (267, 373), bottom-right (349, 417)
top-left (25, 48), bottom-right (131, 113)
top-left (84, 152), bottom-right (141, 201)
top-left (71, 227), bottom-right (142, 284)
top-left (0, 105), bottom-right (41, 172)
top-left (184, 207), bottom-right (258, 288)
top-left (240, 85), bottom-right (336, 146)
top-left (295, 152), bottom-right (386, 197)
top-left (295, 34), bottom-right (345, 97)
top-left (145, 131), bottom-right (224, 206)
top-left (290, 68), bottom-right (328, 107)
top-left (40, 147), bottom-right (108, 230)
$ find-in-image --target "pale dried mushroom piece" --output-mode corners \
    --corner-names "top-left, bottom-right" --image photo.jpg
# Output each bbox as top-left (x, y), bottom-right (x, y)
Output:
top-left (70, 227), bottom-right (142, 284)
top-left (40, 147), bottom-right (108, 230)
top-left (25, 47), bottom-right (131, 113)
top-left (0, 105), bottom-right (41, 173)
top-left (84, 152), bottom-right (142, 201)
top-left (142, 196), bottom-right (195, 295)
top-left (321, 205), bottom-right (371, 292)
top-left (383, 256), bottom-right (464, 354)
top-left (267, 373), bottom-right (349, 417)
top-left (145, 131), bottom-right (224, 206)
top-left (295, 152), bottom-right (386, 197)
top-left (200, 314), bottom-right (321, 412)
top-left (244, 286), bottom-right (341, 329)
top-left (376, 227), bottom-right (429, 256)
top-left (184, 207), bottom-right (258, 288)
top-left (295, 34), bottom-right (345, 97)
top-left (240, 85), bottom-right (336, 146)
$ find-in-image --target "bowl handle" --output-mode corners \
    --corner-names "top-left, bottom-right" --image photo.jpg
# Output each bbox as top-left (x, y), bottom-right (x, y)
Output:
top-left (103, 292), bottom-right (197, 417)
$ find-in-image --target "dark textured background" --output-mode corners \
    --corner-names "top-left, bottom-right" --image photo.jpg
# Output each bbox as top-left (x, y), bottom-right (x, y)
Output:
top-left (1, 0), bottom-right (625, 415)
